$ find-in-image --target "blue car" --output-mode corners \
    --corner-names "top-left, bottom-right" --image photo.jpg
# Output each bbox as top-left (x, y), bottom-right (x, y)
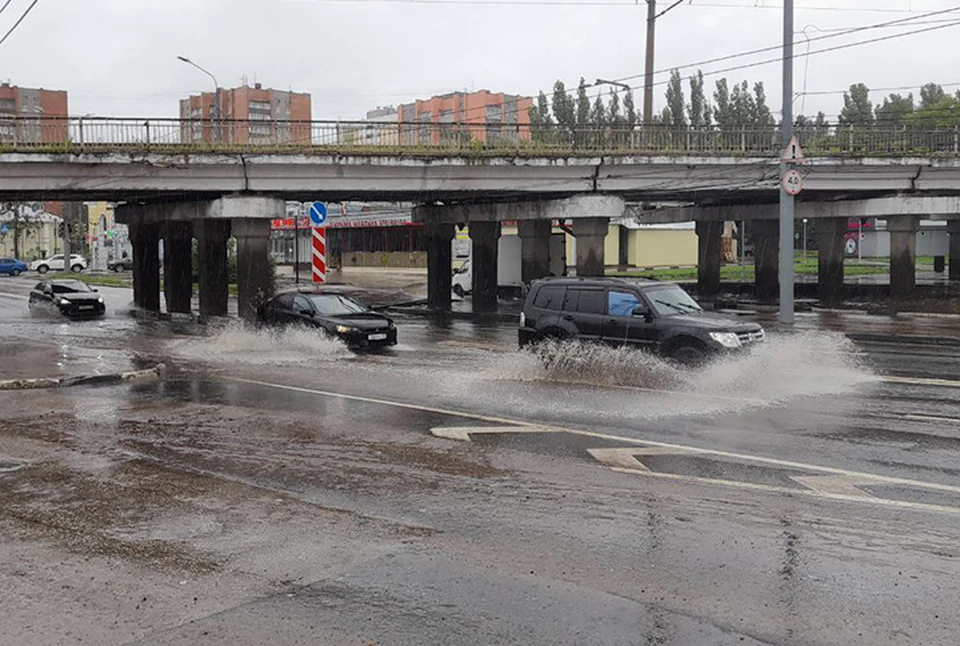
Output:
top-left (0, 257), bottom-right (28, 276)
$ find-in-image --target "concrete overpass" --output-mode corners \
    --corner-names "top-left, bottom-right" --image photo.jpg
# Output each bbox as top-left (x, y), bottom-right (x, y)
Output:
top-left (7, 117), bottom-right (960, 318)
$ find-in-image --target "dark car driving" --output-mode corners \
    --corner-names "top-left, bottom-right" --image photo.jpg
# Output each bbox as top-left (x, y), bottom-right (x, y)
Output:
top-left (518, 277), bottom-right (764, 365)
top-left (107, 258), bottom-right (133, 272)
top-left (256, 287), bottom-right (397, 349)
top-left (28, 279), bottom-right (106, 318)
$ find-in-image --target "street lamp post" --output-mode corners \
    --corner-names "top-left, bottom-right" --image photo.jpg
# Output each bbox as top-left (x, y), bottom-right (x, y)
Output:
top-left (803, 218), bottom-right (808, 260)
top-left (177, 55), bottom-right (221, 143)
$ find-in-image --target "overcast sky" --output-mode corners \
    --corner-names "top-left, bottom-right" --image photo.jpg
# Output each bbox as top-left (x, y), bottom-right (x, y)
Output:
top-left (4, 0), bottom-right (959, 122)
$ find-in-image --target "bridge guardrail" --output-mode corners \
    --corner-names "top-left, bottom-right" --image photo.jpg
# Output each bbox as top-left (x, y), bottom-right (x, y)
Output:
top-left (2, 116), bottom-right (960, 156)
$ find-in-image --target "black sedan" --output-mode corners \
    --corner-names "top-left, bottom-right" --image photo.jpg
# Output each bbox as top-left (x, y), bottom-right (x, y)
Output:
top-left (256, 288), bottom-right (397, 349)
top-left (28, 280), bottom-right (106, 318)
top-left (107, 258), bottom-right (133, 272)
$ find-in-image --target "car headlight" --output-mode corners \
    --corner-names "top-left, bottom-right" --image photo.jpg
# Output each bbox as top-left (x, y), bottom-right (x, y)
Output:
top-left (58, 298), bottom-right (68, 306)
top-left (387, 321), bottom-right (396, 330)
top-left (709, 332), bottom-right (742, 348)
top-left (519, 312), bottom-right (526, 327)
top-left (334, 324), bottom-right (357, 334)
top-left (97, 297), bottom-right (104, 304)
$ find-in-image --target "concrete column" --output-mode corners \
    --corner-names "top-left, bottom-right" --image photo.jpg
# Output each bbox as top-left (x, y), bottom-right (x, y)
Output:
top-left (752, 219), bottom-right (779, 303)
top-left (128, 221), bottom-right (143, 308)
top-left (573, 218), bottom-right (608, 277)
top-left (137, 222), bottom-right (161, 313)
top-left (888, 216), bottom-right (920, 301)
top-left (163, 221), bottom-right (194, 315)
top-left (695, 220), bottom-right (723, 297)
top-left (233, 219), bottom-right (272, 321)
top-left (195, 219), bottom-right (231, 318)
top-left (518, 219), bottom-right (551, 283)
top-left (469, 220), bottom-right (500, 313)
top-left (426, 222), bottom-right (454, 311)
top-left (816, 218), bottom-right (846, 308)
top-left (948, 220), bottom-right (960, 281)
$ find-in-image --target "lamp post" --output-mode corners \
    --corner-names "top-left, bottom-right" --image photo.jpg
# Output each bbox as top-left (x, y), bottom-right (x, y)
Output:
top-left (803, 218), bottom-right (808, 260)
top-left (177, 55), bottom-right (221, 143)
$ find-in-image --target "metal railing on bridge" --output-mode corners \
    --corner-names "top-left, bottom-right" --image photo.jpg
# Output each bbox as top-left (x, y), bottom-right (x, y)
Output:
top-left (3, 115), bottom-right (960, 157)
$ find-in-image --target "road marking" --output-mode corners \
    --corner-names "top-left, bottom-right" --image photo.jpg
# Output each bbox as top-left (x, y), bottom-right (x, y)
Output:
top-left (883, 376), bottom-right (960, 389)
top-left (587, 446), bottom-right (692, 473)
top-left (790, 474), bottom-right (880, 498)
top-left (228, 377), bottom-right (960, 512)
top-left (431, 425), bottom-right (551, 441)
top-left (904, 413), bottom-right (960, 424)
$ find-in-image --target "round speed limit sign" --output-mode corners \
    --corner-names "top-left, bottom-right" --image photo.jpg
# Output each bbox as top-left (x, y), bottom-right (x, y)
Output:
top-left (781, 169), bottom-right (803, 196)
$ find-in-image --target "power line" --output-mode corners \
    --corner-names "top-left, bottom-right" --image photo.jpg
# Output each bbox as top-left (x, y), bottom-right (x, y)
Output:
top-left (0, 0), bottom-right (40, 49)
top-left (0, 0), bottom-right (15, 19)
top-left (800, 81), bottom-right (960, 98)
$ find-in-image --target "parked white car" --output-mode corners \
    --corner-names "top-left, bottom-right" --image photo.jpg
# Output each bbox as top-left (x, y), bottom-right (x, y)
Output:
top-left (30, 254), bottom-right (88, 274)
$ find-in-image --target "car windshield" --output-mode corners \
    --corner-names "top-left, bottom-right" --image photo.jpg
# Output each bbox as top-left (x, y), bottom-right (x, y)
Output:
top-left (51, 281), bottom-right (93, 294)
top-left (306, 293), bottom-right (370, 316)
top-left (645, 284), bottom-right (703, 317)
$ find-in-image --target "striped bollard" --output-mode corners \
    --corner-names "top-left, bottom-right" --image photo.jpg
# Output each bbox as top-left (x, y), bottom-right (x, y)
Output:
top-left (312, 226), bottom-right (326, 284)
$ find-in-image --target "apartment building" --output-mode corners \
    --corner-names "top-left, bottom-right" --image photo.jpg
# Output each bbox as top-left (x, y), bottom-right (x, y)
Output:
top-left (0, 82), bottom-right (68, 144)
top-left (179, 82), bottom-right (311, 144)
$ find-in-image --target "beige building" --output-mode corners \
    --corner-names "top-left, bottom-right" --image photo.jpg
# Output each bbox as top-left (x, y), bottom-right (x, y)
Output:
top-left (564, 221), bottom-right (698, 270)
top-left (0, 204), bottom-right (63, 260)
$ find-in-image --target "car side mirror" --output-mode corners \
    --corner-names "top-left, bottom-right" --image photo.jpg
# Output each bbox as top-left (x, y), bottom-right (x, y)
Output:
top-left (633, 308), bottom-right (652, 321)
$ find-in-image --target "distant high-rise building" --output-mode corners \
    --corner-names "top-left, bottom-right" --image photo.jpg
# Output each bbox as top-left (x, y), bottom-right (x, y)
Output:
top-left (397, 90), bottom-right (533, 145)
top-left (178, 83), bottom-right (312, 144)
top-left (0, 81), bottom-right (68, 144)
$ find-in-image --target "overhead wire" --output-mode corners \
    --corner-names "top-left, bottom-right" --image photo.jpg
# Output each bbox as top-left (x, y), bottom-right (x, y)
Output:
top-left (0, 0), bottom-right (40, 48)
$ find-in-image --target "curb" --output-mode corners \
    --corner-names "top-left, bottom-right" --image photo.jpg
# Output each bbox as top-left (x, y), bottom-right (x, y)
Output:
top-left (845, 334), bottom-right (960, 347)
top-left (0, 364), bottom-right (165, 391)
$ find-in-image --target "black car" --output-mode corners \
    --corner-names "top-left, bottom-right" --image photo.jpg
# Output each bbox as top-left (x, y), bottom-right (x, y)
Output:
top-left (28, 279), bottom-right (106, 319)
top-left (257, 287), bottom-right (398, 349)
top-left (518, 277), bottom-right (764, 365)
top-left (107, 258), bottom-right (133, 272)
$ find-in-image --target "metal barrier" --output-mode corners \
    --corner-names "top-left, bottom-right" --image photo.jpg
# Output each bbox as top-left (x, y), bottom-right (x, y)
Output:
top-left (2, 116), bottom-right (960, 156)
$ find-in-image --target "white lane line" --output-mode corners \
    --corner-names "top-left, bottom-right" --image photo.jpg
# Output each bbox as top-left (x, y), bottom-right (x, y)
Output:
top-left (904, 413), bottom-right (960, 424)
top-left (587, 446), bottom-right (693, 473)
top-left (609, 468), bottom-right (960, 516)
top-left (228, 377), bottom-right (960, 498)
top-left (883, 376), bottom-right (960, 389)
top-left (790, 474), bottom-right (880, 499)
top-left (431, 426), bottom-right (551, 441)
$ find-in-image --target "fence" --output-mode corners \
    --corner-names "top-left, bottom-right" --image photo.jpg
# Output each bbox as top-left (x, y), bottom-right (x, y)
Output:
top-left (3, 116), bottom-right (960, 156)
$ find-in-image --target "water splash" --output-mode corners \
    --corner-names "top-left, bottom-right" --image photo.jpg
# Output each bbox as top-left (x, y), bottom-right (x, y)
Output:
top-left (492, 331), bottom-right (876, 406)
top-left (167, 321), bottom-right (349, 366)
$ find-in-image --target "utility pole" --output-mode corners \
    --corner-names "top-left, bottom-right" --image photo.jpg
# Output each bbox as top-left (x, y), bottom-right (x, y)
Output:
top-left (643, 0), bottom-right (656, 123)
top-left (778, 0), bottom-right (796, 324)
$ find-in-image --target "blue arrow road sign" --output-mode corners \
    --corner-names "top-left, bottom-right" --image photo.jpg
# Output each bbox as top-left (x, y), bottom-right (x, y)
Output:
top-left (0, 224), bottom-right (8, 235)
top-left (309, 202), bottom-right (328, 226)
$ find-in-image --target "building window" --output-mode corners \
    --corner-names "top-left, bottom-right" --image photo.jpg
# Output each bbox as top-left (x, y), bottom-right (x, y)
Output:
top-left (0, 99), bottom-right (14, 114)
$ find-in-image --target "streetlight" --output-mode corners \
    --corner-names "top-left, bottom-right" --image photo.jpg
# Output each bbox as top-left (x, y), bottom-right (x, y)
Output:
top-left (595, 78), bottom-right (632, 93)
top-left (177, 55), bottom-right (220, 142)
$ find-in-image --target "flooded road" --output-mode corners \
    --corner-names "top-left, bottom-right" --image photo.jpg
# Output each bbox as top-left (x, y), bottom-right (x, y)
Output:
top-left (2, 275), bottom-right (960, 645)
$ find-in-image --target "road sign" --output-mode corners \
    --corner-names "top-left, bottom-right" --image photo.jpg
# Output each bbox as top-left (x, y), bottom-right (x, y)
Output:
top-left (781, 169), bottom-right (804, 196)
top-left (0, 224), bottom-right (8, 235)
top-left (312, 226), bottom-right (327, 284)
top-left (309, 202), bottom-right (328, 227)
top-left (782, 136), bottom-right (805, 163)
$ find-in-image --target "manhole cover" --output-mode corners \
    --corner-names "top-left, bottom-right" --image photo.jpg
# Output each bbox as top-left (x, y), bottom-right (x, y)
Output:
top-left (0, 460), bottom-right (26, 473)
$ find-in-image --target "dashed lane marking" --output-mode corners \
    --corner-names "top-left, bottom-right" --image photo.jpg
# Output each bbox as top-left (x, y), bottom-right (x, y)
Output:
top-left (904, 413), bottom-right (960, 424)
top-left (883, 375), bottom-right (960, 389)
top-left (230, 377), bottom-right (960, 514)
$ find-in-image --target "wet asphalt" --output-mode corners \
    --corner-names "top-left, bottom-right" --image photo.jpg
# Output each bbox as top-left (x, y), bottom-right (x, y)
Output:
top-left (1, 274), bottom-right (960, 645)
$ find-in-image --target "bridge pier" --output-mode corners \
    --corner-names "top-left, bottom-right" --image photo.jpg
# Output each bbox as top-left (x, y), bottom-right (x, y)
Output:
top-left (816, 218), bottom-right (845, 308)
top-left (752, 219), bottom-right (779, 303)
top-left (132, 222), bottom-right (161, 313)
top-left (470, 221), bottom-right (500, 313)
top-left (889, 216), bottom-right (920, 301)
top-left (195, 219), bottom-right (231, 319)
top-left (425, 223), bottom-right (454, 311)
top-left (234, 219), bottom-right (273, 321)
top-left (573, 218), bottom-right (608, 277)
top-left (518, 219), bottom-right (552, 283)
top-left (695, 220), bottom-right (723, 297)
top-left (163, 221), bottom-right (194, 315)
top-left (948, 220), bottom-right (960, 281)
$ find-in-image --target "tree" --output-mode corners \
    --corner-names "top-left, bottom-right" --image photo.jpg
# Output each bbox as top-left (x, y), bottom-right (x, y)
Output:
top-left (529, 91), bottom-right (554, 142)
top-left (608, 90), bottom-right (622, 124)
top-left (753, 82), bottom-right (774, 126)
top-left (663, 69), bottom-right (686, 127)
top-left (552, 80), bottom-right (576, 131)
top-left (576, 78), bottom-right (591, 127)
top-left (920, 83), bottom-right (946, 109)
top-left (623, 91), bottom-right (638, 126)
top-left (875, 93), bottom-right (914, 125)
top-left (688, 70), bottom-right (709, 128)
top-left (838, 83), bottom-right (874, 126)
top-left (904, 95), bottom-right (960, 127)
top-left (590, 94), bottom-right (607, 127)
top-left (713, 78), bottom-right (735, 128)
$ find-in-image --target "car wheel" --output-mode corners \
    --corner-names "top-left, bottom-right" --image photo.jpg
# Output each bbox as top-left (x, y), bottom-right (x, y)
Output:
top-left (453, 284), bottom-right (465, 298)
top-left (671, 343), bottom-right (708, 368)
top-left (37, 265), bottom-right (49, 274)
top-left (11, 269), bottom-right (20, 276)
top-left (70, 264), bottom-right (83, 273)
